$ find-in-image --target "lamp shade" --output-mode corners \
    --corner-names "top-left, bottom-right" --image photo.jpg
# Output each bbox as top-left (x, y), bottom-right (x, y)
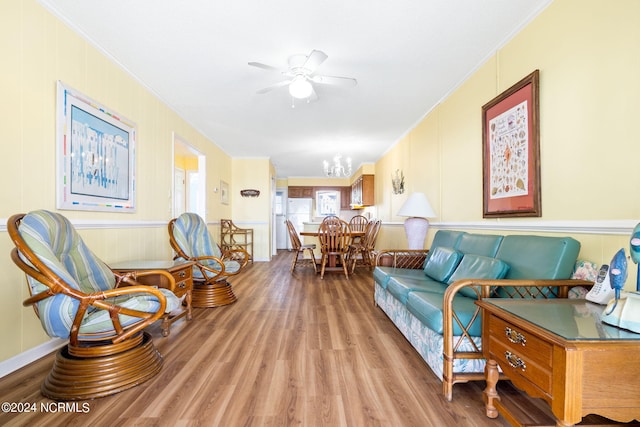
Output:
top-left (397, 192), bottom-right (436, 218)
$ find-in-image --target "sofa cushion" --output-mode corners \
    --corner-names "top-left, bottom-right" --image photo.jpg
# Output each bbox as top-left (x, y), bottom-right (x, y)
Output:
top-left (423, 230), bottom-right (465, 265)
top-left (423, 246), bottom-right (463, 282)
top-left (494, 235), bottom-right (580, 298)
top-left (387, 276), bottom-right (447, 304)
top-left (373, 266), bottom-right (428, 289)
top-left (446, 254), bottom-right (510, 299)
top-left (456, 233), bottom-right (503, 258)
top-left (406, 290), bottom-right (482, 336)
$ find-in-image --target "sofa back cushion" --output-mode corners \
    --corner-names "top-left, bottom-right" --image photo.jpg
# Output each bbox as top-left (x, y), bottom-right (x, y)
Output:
top-left (496, 235), bottom-right (580, 280)
top-left (494, 235), bottom-right (580, 298)
top-left (423, 230), bottom-right (466, 268)
top-left (423, 246), bottom-right (463, 282)
top-left (430, 230), bottom-right (466, 250)
top-left (446, 254), bottom-right (510, 298)
top-left (456, 233), bottom-right (503, 258)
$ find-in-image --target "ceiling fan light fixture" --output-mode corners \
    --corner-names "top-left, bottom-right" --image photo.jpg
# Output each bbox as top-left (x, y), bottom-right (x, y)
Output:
top-left (289, 75), bottom-right (313, 99)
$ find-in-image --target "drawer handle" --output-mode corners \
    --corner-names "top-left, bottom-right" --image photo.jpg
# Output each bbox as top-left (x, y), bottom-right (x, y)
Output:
top-left (505, 327), bottom-right (526, 346)
top-left (177, 281), bottom-right (186, 289)
top-left (505, 351), bottom-right (527, 371)
top-left (178, 271), bottom-right (186, 278)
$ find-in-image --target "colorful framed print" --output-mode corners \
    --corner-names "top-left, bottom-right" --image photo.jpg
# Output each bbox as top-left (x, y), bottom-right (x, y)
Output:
top-left (482, 70), bottom-right (540, 218)
top-left (56, 81), bottom-right (136, 212)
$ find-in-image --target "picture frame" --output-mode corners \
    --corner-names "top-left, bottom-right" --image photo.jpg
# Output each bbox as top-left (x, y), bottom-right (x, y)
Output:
top-left (220, 180), bottom-right (229, 205)
top-left (56, 81), bottom-right (136, 212)
top-left (482, 70), bottom-right (540, 218)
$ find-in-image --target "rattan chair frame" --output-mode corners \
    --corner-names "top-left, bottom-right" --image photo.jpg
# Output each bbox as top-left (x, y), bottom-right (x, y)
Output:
top-left (8, 213), bottom-right (176, 400)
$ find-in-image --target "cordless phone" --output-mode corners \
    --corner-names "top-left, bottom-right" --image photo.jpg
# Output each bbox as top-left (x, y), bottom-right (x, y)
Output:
top-left (585, 264), bottom-right (614, 304)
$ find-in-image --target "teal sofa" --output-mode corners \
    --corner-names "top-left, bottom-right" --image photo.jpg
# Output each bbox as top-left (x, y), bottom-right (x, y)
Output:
top-left (373, 230), bottom-right (591, 401)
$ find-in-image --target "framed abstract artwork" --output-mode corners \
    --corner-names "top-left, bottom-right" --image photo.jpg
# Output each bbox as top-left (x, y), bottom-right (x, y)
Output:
top-left (220, 180), bottom-right (229, 205)
top-left (482, 70), bottom-right (540, 218)
top-left (56, 81), bottom-right (136, 212)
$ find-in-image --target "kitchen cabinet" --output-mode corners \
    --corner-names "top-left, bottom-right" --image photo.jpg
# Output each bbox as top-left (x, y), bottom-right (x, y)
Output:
top-left (340, 187), bottom-right (351, 210)
top-left (351, 175), bottom-right (374, 208)
top-left (288, 186), bottom-right (314, 198)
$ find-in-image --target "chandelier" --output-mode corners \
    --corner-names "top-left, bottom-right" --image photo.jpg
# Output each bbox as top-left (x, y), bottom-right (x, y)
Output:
top-left (323, 154), bottom-right (352, 177)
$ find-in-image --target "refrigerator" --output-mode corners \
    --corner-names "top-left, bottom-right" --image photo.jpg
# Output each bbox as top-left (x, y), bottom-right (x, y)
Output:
top-left (287, 198), bottom-right (313, 250)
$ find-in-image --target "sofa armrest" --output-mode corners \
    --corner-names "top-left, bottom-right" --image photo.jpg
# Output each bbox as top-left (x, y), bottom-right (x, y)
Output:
top-left (440, 278), bottom-right (593, 401)
top-left (375, 249), bottom-right (429, 269)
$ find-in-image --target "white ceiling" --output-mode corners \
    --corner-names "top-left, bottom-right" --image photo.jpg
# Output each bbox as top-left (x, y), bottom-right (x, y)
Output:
top-left (41, 0), bottom-right (553, 178)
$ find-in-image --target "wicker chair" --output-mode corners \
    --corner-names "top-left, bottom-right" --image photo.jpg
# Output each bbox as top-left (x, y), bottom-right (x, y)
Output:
top-left (168, 213), bottom-right (249, 307)
top-left (318, 217), bottom-right (352, 279)
top-left (7, 210), bottom-right (181, 401)
top-left (285, 219), bottom-right (317, 273)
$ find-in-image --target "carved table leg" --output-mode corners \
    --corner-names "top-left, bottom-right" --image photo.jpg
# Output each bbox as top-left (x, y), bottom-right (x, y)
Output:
top-left (484, 358), bottom-right (500, 418)
top-left (161, 315), bottom-right (170, 337)
top-left (185, 289), bottom-right (193, 321)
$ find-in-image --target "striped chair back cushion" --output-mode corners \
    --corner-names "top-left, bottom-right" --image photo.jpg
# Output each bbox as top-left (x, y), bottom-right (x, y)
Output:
top-left (173, 213), bottom-right (243, 279)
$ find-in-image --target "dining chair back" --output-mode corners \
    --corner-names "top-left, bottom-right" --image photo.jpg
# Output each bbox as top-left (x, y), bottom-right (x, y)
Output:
top-left (285, 219), bottom-right (317, 273)
top-left (349, 215), bottom-right (369, 232)
top-left (349, 219), bottom-right (382, 272)
top-left (318, 217), bottom-right (351, 279)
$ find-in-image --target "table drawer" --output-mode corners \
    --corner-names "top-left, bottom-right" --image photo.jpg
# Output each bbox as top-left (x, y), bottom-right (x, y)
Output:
top-left (488, 336), bottom-right (552, 395)
top-left (171, 268), bottom-right (192, 298)
top-left (489, 315), bottom-right (552, 368)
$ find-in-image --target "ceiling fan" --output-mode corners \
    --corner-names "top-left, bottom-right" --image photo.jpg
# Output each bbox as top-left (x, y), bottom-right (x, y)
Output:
top-left (249, 50), bottom-right (357, 102)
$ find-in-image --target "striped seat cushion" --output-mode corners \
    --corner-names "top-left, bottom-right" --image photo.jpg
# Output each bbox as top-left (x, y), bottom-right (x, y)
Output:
top-left (19, 210), bottom-right (179, 339)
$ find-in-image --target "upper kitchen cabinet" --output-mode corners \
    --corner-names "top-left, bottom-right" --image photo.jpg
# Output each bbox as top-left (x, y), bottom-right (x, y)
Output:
top-left (288, 186), bottom-right (314, 198)
top-left (351, 175), bottom-right (374, 208)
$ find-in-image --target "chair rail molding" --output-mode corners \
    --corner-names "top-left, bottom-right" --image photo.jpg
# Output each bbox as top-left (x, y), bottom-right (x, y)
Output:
top-left (385, 220), bottom-right (639, 236)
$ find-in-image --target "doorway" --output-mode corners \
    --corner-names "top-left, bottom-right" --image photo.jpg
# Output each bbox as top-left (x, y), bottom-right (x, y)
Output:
top-left (173, 133), bottom-right (206, 219)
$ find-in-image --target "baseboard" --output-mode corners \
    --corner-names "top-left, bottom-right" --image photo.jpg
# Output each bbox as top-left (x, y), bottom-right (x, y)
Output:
top-left (0, 338), bottom-right (66, 379)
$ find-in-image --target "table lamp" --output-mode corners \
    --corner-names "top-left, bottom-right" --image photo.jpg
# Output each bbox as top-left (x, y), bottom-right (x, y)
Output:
top-left (397, 192), bottom-right (436, 250)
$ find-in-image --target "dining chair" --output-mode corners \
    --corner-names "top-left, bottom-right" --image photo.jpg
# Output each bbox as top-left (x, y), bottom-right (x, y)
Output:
top-left (7, 210), bottom-right (181, 400)
top-left (168, 213), bottom-right (249, 307)
top-left (285, 219), bottom-right (317, 273)
top-left (318, 217), bottom-right (351, 279)
top-left (349, 219), bottom-right (381, 272)
top-left (348, 215), bottom-right (369, 232)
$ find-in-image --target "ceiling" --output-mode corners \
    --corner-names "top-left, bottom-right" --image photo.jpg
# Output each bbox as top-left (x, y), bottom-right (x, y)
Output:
top-left (41, 0), bottom-right (553, 178)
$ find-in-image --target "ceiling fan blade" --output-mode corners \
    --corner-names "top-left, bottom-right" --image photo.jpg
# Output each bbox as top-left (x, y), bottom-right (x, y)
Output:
top-left (302, 50), bottom-right (328, 73)
top-left (256, 80), bottom-right (290, 94)
top-left (311, 75), bottom-right (357, 88)
top-left (248, 61), bottom-right (281, 72)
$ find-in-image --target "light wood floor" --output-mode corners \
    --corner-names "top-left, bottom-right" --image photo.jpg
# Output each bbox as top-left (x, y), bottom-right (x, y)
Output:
top-left (1, 251), bottom-right (525, 426)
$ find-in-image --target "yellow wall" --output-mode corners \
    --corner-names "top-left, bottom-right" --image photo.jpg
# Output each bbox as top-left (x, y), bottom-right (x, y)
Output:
top-left (375, 0), bottom-right (640, 286)
top-left (0, 1), bottom-right (238, 362)
top-left (231, 158), bottom-right (273, 261)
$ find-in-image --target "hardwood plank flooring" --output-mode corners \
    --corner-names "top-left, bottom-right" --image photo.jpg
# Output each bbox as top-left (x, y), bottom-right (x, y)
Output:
top-left (0, 251), bottom-right (517, 426)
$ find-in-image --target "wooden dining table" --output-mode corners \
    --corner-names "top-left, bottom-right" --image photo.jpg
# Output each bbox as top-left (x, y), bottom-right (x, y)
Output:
top-left (300, 230), bottom-right (365, 269)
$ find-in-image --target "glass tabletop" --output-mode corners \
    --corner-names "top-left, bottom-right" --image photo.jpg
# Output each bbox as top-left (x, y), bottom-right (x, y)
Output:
top-left (483, 298), bottom-right (640, 341)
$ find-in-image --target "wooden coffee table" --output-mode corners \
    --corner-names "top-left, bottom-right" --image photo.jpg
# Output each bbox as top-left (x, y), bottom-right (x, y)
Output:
top-left (111, 260), bottom-right (194, 336)
top-left (476, 298), bottom-right (640, 426)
